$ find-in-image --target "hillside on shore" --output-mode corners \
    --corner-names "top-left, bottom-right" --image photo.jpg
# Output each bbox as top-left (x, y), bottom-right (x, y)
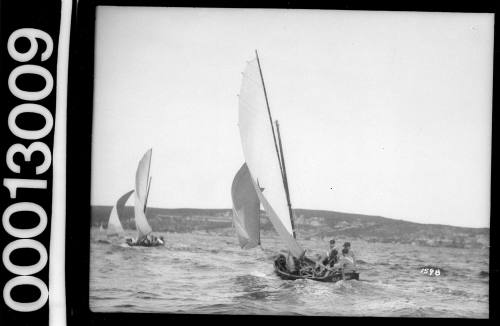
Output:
top-left (91, 206), bottom-right (489, 249)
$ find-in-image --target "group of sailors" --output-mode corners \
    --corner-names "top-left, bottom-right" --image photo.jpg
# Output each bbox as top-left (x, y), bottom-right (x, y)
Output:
top-left (126, 233), bottom-right (165, 246)
top-left (320, 238), bottom-right (356, 272)
top-left (285, 238), bottom-right (357, 276)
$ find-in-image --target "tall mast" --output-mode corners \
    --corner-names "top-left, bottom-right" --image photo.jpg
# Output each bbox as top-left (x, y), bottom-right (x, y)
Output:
top-left (144, 176), bottom-right (152, 213)
top-left (276, 120), bottom-right (296, 239)
top-left (255, 50), bottom-right (296, 239)
top-left (254, 50), bottom-right (284, 175)
top-left (144, 149), bottom-right (152, 213)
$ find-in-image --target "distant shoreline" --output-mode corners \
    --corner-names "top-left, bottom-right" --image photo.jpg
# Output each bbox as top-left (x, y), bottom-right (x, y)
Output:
top-left (91, 206), bottom-right (489, 250)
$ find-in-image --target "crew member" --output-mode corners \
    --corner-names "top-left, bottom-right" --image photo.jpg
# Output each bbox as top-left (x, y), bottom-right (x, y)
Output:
top-left (343, 242), bottom-right (356, 263)
top-left (334, 248), bottom-right (356, 275)
top-left (323, 238), bottom-right (339, 267)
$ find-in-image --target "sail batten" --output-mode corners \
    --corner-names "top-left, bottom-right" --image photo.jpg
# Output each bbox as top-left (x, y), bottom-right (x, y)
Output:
top-left (238, 55), bottom-right (304, 258)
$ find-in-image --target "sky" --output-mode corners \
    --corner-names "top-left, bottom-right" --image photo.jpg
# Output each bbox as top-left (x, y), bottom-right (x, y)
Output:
top-left (91, 7), bottom-right (493, 228)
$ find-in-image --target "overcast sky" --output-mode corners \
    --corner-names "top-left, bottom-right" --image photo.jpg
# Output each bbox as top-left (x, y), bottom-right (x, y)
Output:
top-left (91, 7), bottom-right (493, 228)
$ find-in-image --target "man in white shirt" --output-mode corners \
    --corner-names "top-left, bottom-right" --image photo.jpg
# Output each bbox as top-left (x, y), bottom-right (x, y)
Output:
top-left (334, 248), bottom-right (356, 274)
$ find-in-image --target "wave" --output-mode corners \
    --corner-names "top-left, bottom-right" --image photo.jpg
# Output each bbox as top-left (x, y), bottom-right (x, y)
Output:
top-left (136, 291), bottom-right (161, 299)
top-left (389, 264), bottom-right (405, 271)
top-left (478, 271), bottom-right (489, 278)
top-left (90, 232), bottom-right (489, 317)
top-left (249, 271), bottom-right (269, 278)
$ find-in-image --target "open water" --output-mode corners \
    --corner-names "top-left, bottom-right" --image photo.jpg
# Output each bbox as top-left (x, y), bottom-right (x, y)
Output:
top-left (89, 228), bottom-right (489, 317)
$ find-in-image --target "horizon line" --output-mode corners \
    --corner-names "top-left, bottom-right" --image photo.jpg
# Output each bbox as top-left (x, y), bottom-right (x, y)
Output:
top-left (91, 204), bottom-right (490, 230)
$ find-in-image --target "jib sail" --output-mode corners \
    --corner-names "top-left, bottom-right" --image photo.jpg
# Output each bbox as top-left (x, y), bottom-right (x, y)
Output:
top-left (107, 189), bottom-right (134, 239)
top-left (231, 163), bottom-right (261, 249)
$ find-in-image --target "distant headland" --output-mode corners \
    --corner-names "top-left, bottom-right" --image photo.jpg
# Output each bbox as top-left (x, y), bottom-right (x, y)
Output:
top-left (91, 206), bottom-right (489, 249)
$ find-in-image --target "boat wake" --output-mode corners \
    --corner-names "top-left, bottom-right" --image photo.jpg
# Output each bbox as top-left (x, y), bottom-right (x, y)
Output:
top-left (249, 271), bottom-right (270, 278)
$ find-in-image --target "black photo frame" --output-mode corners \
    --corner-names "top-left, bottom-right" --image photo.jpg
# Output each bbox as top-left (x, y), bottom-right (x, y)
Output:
top-left (65, 1), bottom-right (498, 325)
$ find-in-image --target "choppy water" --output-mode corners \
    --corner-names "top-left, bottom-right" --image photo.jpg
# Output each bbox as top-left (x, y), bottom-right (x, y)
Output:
top-left (89, 228), bottom-right (489, 317)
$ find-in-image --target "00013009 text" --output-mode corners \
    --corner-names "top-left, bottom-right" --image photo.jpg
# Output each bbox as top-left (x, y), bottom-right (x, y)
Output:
top-left (2, 28), bottom-right (54, 312)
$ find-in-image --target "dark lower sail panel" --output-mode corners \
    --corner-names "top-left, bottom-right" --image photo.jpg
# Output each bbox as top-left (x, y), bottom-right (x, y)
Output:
top-left (231, 163), bottom-right (261, 249)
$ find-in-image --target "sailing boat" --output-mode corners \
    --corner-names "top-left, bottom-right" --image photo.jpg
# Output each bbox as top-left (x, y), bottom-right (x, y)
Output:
top-left (105, 149), bottom-right (164, 246)
top-left (231, 51), bottom-right (359, 282)
top-left (126, 148), bottom-right (164, 247)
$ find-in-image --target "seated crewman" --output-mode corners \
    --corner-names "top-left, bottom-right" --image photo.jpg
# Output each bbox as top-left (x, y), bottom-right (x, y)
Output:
top-left (334, 248), bottom-right (356, 273)
top-left (343, 242), bottom-right (356, 263)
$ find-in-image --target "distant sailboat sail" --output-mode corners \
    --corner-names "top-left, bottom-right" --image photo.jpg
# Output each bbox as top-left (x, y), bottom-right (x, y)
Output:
top-left (231, 163), bottom-right (261, 249)
top-left (238, 53), bottom-right (304, 258)
top-left (134, 149), bottom-right (153, 240)
top-left (107, 190), bottom-right (134, 239)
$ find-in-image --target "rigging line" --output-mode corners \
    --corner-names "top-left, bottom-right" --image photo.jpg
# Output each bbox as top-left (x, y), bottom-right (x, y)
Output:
top-left (144, 176), bottom-right (152, 214)
top-left (254, 50), bottom-right (284, 179)
top-left (143, 149), bottom-right (152, 212)
top-left (146, 149), bottom-right (152, 188)
top-left (276, 120), bottom-right (296, 239)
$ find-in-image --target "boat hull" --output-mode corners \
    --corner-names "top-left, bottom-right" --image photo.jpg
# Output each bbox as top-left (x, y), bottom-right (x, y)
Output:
top-left (125, 237), bottom-right (164, 247)
top-left (274, 258), bottom-right (359, 282)
top-left (126, 242), bottom-right (164, 247)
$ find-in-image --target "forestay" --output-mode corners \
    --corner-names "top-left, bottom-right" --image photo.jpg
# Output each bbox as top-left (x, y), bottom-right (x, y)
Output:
top-left (134, 149), bottom-right (153, 240)
top-left (107, 190), bottom-right (134, 239)
top-left (238, 58), bottom-right (304, 258)
top-left (231, 163), bottom-right (260, 249)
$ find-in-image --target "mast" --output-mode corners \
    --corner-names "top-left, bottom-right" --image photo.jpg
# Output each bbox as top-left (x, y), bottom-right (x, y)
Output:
top-left (254, 50), bottom-right (284, 175)
top-left (275, 120), bottom-right (296, 238)
top-left (144, 176), bottom-right (152, 213)
top-left (146, 149), bottom-right (152, 185)
top-left (144, 149), bottom-right (152, 213)
top-left (255, 50), bottom-right (297, 239)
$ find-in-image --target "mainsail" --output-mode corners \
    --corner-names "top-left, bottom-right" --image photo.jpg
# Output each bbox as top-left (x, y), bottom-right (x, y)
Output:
top-left (134, 149), bottom-right (153, 240)
top-left (238, 53), bottom-right (304, 258)
top-left (107, 190), bottom-right (134, 239)
top-left (231, 163), bottom-right (261, 249)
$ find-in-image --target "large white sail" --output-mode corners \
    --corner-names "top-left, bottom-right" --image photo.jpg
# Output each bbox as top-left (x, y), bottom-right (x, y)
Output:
top-left (231, 163), bottom-right (260, 249)
top-left (134, 149), bottom-right (153, 240)
top-left (238, 56), bottom-right (304, 258)
top-left (107, 190), bottom-right (134, 239)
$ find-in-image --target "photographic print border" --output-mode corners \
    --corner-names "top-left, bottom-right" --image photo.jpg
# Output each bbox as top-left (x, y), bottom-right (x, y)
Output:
top-left (66, 1), bottom-right (498, 325)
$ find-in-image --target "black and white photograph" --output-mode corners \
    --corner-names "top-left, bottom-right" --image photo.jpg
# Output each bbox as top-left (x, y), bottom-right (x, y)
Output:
top-left (89, 7), bottom-right (492, 317)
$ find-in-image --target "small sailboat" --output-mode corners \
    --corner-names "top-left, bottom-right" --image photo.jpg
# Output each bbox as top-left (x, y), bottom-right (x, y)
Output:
top-left (232, 51), bottom-right (359, 282)
top-left (126, 148), bottom-right (164, 247)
